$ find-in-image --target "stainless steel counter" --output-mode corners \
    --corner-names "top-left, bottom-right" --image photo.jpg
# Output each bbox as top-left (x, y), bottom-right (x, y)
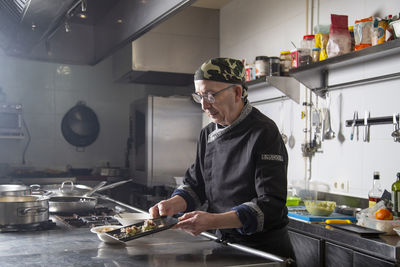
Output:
top-left (0, 196), bottom-right (288, 267)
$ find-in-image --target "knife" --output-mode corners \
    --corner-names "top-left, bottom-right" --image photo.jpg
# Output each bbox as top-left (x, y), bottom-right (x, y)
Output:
top-left (350, 111), bottom-right (357, 141)
top-left (364, 111), bottom-right (369, 142)
top-left (355, 111), bottom-right (359, 141)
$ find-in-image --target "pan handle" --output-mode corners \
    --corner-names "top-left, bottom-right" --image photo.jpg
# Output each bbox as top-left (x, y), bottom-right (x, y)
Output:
top-left (97, 179), bottom-right (132, 192)
top-left (20, 207), bottom-right (48, 215)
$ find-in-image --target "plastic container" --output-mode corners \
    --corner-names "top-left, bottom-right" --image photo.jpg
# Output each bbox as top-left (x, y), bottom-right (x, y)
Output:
top-left (357, 216), bottom-right (400, 235)
top-left (304, 200), bottom-right (336, 216)
top-left (390, 20), bottom-right (400, 38)
top-left (300, 35), bottom-right (315, 56)
top-left (286, 196), bottom-right (301, 206)
top-left (255, 56), bottom-right (269, 77)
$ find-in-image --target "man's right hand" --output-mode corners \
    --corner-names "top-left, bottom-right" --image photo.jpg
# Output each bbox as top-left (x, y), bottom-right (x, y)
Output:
top-left (148, 195), bottom-right (187, 218)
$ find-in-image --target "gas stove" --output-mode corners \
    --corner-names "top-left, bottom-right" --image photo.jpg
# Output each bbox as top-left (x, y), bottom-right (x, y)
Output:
top-left (0, 220), bottom-right (57, 233)
top-left (55, 206), bottom-right (120, 228)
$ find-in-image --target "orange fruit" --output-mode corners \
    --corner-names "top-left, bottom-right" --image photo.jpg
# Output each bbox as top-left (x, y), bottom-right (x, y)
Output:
top-left (375, 208), bottom-right (393, 220)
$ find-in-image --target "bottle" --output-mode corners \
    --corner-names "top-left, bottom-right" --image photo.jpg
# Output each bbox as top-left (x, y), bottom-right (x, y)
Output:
top-left (368, 171), bottom-right (383, 207)
top-left (392, 172), bottom-right (400, 217)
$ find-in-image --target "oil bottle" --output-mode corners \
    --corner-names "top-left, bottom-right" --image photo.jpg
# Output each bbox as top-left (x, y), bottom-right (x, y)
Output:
top-left (368, 171), bottom-right (382, 207)
top-left (392, 172), bottom-right (400, 216)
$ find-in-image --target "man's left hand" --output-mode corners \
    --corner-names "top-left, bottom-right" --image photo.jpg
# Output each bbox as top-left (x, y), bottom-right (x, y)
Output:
top-left (176, 211), bottom-right (215, 236)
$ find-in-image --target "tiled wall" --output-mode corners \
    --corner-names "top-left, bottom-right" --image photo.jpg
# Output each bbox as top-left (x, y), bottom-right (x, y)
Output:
top-left (0, 50), bottom-right (192, 171)
top-left (220, 0), bottom-right (400, 198)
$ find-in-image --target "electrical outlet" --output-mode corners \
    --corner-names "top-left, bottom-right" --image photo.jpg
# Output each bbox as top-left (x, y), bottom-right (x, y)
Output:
top-left (333, 179), bottom-right (349, 193)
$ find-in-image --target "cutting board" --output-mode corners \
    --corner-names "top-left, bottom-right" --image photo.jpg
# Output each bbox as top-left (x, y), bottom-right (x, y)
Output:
top-left (288, 206), bottom-right (356, 223)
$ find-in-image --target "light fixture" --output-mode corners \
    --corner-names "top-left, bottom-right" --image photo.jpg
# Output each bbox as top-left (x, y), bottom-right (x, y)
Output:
top-left (65, 21), bottom-right (71, 33)
top-left (117, 19), bottom-right (123, 24)
top-left (31, 22), bottom-right (36, 31)
top-left (77, 0), bottom-right (87, 19)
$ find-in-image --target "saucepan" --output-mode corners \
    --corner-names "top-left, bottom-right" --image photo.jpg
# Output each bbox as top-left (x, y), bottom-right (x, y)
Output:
top-left (48, 196), bottom-right (97, 214)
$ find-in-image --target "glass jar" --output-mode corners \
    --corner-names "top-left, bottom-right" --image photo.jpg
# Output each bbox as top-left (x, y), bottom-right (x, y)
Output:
top-left (269, 57), bottom-right (280, 76)
top-left (279, 51), bottom-right (291, 76)
top-left (312, 48), bottom-right (321, 63)
top-left (255, 56), bottom-right (269, 78)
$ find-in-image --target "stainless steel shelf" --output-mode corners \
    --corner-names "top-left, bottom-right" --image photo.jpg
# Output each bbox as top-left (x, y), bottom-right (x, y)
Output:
top-left (289, 39), bottom-right (400, 97)
top-left (246, 76), bottom-right (301, 104)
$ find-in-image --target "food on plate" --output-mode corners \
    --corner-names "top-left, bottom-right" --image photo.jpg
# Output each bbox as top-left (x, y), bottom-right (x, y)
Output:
top-left (114, 219), bottom-right (158, 239)
top-left (375, 208), bottom-right (393, 220)
top-left (93, 226), bottom-right (119, 233)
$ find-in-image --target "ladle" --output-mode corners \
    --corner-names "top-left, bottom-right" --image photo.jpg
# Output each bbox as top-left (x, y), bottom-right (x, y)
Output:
top-left (280, 101), bottom-right (288, 144)
top-left (323, 94), bottom-right (335, 140)
top-left (288, 102), bottom-right (295, 149)
top-left (391, 113), bottom-right (400, 142)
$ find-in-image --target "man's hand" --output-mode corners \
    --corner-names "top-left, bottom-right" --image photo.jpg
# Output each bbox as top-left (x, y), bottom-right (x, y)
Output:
top-left (148, 195), bottom-right (187, 218)
top-left (176, 210), bottom-right (242, 236)
top-left (176, 211), bottom-right (215, 236)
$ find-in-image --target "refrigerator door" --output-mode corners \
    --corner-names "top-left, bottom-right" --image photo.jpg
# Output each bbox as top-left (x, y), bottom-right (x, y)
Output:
top-left (131, 96), bottom-right (202, 187)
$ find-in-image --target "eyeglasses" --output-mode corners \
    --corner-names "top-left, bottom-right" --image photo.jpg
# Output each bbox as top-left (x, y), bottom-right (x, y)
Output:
top-left (192, 84), bottom-right (236, 104)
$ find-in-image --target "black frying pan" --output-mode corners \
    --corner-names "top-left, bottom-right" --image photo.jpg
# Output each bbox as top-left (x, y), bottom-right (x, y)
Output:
top-left (61, 102), bottom-right (100, 147)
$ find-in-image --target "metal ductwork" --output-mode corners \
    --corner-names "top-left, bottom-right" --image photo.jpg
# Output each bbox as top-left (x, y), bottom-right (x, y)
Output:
top-left (0, 0), bottom-right (196, 65)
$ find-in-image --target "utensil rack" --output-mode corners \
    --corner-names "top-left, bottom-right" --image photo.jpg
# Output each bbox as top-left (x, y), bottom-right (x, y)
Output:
top-left (345, 115), bottom-right (399, 127)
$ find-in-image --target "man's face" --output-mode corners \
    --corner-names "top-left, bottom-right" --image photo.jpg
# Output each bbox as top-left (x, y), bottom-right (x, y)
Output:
top-left (194, 80), bottom-right (241, 126)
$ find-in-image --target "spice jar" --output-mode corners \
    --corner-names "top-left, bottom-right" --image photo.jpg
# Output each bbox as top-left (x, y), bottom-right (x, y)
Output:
top-left (255, 56), bottom-right (269, 78)
top-left (279, 51), bottom-right (291, 76)
top-left (312, 48), bottom-right (320, 63)
top-left (269, 57), bottom-right (280, 76)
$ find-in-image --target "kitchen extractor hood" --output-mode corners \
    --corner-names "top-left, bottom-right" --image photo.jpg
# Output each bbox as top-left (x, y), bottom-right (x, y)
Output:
top-left (112, 6), bottom-right (219, 86)
top-left (0, 0), bottom-right (197, 65)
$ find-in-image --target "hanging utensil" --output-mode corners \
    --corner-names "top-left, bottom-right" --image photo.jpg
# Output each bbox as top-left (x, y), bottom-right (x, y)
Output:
top-left (364, 111), bottom-right (370, 142)
top-left (337, 93), bottom-right (345, 143)
top-left (350, 111), bottom-right (357, 140)
top-left (391, 114), bottom-right (400, 142)
top-left (280, 101), bottom-right (288, 144)
top-left (288, 102), bottom-right (295, 149)
top-left (323, 93), bottom-right (335, 140)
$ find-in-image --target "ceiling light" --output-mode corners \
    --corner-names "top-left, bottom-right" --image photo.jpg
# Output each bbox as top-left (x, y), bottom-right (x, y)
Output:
top-left (81, 0), bottom-right (87, 12)
top-left (31, 23), bottom-right (36, 31)
top-left (65, 22), bottom-right (71, 33)
top-left (117, 19), bottom-right (123, 24)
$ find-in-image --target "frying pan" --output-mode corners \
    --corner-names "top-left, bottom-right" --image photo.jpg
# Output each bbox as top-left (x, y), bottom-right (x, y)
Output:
top-left (61, 101), bottom-right (100, 147)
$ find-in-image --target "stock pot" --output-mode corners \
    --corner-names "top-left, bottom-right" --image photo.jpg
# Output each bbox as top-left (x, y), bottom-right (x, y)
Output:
top-left (0, 184), bottom-right (30, 196)
top-left (0, 195), bottom-right (49, 226)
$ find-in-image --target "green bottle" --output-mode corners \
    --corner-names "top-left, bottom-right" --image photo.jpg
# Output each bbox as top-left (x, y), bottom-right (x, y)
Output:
top-left (392, 172), bottom-right (400, 217)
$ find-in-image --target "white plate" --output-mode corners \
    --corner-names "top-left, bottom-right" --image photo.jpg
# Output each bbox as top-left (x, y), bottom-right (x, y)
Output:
top-left (113, 212), bottom-right (151, 226)
top-left (90, 225), bottom-right (123, 244)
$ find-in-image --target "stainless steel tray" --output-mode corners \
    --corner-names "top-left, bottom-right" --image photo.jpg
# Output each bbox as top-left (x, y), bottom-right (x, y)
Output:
top-left (106, 216), bottom-right (178, 242)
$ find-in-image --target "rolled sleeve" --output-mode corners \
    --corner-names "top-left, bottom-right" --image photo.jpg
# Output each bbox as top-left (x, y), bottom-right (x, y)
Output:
top-left (171, 185), bottom-right (201, 212)
top-left (232, 202), bottom-right (264, 235)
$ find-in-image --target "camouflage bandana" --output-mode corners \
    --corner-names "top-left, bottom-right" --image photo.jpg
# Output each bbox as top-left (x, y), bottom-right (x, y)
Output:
top-left (194, 57), bottom-right (248, 100)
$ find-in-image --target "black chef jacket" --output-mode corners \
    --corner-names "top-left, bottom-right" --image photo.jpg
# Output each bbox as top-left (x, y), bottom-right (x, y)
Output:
top-left (172, 103), bottom-right (293, 259)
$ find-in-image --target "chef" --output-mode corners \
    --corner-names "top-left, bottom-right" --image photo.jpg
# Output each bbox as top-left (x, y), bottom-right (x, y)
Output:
top-left (149, 57), bottom-right (295, 260)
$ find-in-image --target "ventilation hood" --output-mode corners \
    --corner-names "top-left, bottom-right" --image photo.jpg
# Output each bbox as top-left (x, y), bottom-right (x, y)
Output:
top-left (112, 6), bottom-right (219, 86)
top-left (0, 0), bottom-right (197, 65)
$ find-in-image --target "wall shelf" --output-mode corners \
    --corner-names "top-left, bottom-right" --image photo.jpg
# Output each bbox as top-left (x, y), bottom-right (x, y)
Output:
top-left (246, 76), bottom-right (301, 104)
top-left (289, 39), bottom-right (400, 97)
